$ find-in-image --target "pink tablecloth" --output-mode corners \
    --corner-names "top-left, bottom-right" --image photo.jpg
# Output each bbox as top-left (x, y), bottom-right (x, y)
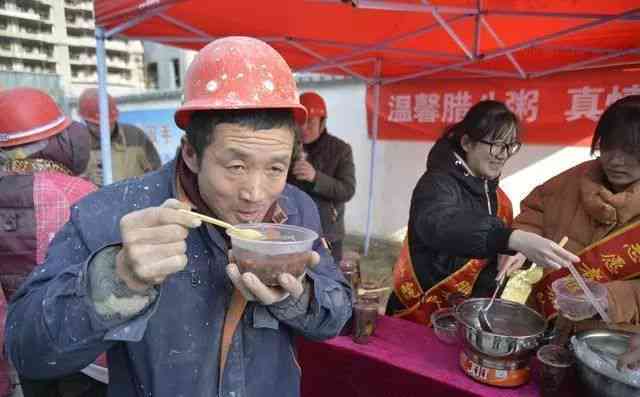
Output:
top-left (299, 315), bottom-right (578, 397)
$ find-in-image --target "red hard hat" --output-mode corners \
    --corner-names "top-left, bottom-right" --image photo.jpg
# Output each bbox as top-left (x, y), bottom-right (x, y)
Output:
top-left (78, 87), bottom-right (118, 125)
top-left (299, 92), bottom-right (327, 118)
top-left (174, 36), bottom-right (307, 129)
top-left (0, 87), bottom-right (71, 148)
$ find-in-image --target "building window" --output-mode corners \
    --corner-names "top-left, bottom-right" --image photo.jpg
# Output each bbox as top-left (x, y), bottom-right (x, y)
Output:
top-left (146, 62), bottom-right (158, 89)
top-left (172, 58), bottom-right (180, 88)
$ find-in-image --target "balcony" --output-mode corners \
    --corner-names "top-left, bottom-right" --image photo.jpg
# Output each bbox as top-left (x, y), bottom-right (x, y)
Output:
top-left (0, 46), bottom-right (14, 57)
top-left (69, 54), bottom-right (95, 65)
top-left (66, 36), bottom-right (96, 48)
top-left (0, 7), bottom-right (51, 23)
top-left (64, 0), bottom-right (93, 12)
top-left (71, 72), bottom-right (97, 83)
top-left (66, 18), bottom-right (94, 30)
top-left (12, 48), bottom-right (52, 61)
top-left (0, 25), bottom-right (52, 42)
top-left (104, 40), bottom-right (133, 53)
top-left (108, 74), bottom-right (134, 86)
top-left (107, 57), bottom-right (129, 69)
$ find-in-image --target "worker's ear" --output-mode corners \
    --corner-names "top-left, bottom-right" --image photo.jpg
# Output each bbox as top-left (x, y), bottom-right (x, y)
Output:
top-left (181, 137), bottom-right (201, 174)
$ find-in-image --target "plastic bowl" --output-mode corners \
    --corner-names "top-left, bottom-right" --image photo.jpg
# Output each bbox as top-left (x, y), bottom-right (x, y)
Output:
top-left (431, 307), bottom-right (459, 345)
top-left (552, 276), bottom-right (608, 320)
top-left (228, 223), bottom-right (318, 287)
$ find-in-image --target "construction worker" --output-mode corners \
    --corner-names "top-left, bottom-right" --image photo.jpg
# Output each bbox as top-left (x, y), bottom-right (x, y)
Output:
top-left (78, 88), bottom-right (161, 185)
top-left (7, 37), bottom-right (351, 397)
top-left (0, 87), bottom-right (104, 396)
top-left (289, 92), bottom-right (356, 263)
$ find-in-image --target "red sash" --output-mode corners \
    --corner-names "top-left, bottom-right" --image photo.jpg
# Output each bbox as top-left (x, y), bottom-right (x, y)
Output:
top-left (534, 219), bottom-right (640, 319)
top-left (392, 188), bottom-right (513, 326)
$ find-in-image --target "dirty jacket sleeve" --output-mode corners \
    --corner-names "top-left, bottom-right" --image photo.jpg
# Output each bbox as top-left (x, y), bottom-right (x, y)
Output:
top-left (312, 142), bottom-right (356, 203)
top-left (412, 172), bottom-right (512, 259)
top-left (5, 209), bottom-right (155, 380)
top-left (268, 189), bottom-right (353, 340)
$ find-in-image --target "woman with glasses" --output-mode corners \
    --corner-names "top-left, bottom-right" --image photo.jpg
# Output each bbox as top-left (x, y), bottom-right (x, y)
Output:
top-left (502, 96), bottom-right (640, 343)
top-left (386, 100), bottom-right (579, 325)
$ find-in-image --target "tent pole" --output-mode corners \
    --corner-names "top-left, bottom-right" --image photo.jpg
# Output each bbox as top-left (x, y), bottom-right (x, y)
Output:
top-left (480, 17), bottom-right (527, 78)
top-left (287, 40), bottom-right (371, 82)
top-left (531, 47), bottom-right (640, 78)
top-left (382, 7), bottom-right (640, 85)
top-left (300, 16), bottom-right (467, 75)
top-left (96, 27), bottom-right (113, 186)
top-left (364, 60), bottom-right (382, 256)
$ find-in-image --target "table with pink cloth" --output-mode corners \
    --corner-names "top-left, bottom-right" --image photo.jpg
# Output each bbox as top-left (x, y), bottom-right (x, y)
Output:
top-left (298, 315), bottom-right (578, 397)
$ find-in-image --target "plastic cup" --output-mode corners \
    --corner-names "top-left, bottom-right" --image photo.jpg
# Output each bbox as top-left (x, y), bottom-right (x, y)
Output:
top-left (537, 344), bottom-right (574, 397)
top-left (228, 223), bottom-right (318, 287)
top-left (352, 301), bottom-right (378, 344)
top-left (552, 276), bottom-right (608, 320)
top-left (431, 307), bottom-right (458, 345)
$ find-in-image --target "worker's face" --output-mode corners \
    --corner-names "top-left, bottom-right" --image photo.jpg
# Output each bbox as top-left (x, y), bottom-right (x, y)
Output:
top-left (600, 147), bottom-right (640, 193)
top-left (301, 116), bottom-right (325, 144)
top-left (85, 121), bottom-right (116, 139)
top-left (182, 123), bottom-right (294, 225)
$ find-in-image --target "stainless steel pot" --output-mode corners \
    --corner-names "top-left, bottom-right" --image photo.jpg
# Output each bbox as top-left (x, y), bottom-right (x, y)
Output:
top-left (573, 329), bottom-right (640, 397)
top-left (455, 298), bottom-right (547, 359)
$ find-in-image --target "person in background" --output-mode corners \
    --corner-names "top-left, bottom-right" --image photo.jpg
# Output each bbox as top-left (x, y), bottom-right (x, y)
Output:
top-left (289, 92), bottom-right (356, 263)
top-left (78, 88), bottom-right (161, 186)
top-left (386, 100), bottom-right (579, 325)
top-left (5, 37), bottom-right (351, 397)
top-left (502, 96), bottom-right (640, 329)
top-left (0, 87), bottom-right (102, 396)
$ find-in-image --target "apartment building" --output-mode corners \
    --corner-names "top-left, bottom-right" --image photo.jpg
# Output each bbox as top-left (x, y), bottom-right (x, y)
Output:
top-left (0, 0), bottom-right (145, 96)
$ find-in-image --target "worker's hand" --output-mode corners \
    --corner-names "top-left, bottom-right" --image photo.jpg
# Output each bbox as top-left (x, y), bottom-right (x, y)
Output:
top-left (116, 198), bottom-right (200, 292)
top-left (291, 159), bottom-right (317, 182)
top-left (508, 230), bottom-right (580, 270)
top-left (496, 253), bottom-right (527, 280)
top-left (226, 251), bottom-right (320, 305)
top-left (618, 333), bottom-right (640, 371)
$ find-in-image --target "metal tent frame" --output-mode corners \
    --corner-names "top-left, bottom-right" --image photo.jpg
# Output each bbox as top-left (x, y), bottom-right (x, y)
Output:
top-left (94, 0), bottom-right (640, 254)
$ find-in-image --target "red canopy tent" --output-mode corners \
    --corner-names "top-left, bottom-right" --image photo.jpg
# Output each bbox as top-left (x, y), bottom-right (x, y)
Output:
top-left (92, 0), bottom-right (640, 252)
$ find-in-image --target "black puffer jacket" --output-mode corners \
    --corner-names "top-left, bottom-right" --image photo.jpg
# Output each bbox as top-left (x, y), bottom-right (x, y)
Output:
top-left (387, 138), bottom-right (513, 313)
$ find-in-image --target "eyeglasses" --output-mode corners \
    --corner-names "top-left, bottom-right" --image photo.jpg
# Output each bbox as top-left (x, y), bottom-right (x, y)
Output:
top-left (478, 139), bottom-right (522, 157)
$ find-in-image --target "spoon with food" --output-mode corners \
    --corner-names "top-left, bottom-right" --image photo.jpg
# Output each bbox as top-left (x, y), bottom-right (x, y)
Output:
top-left (178, 209), bottom-right (265, 240)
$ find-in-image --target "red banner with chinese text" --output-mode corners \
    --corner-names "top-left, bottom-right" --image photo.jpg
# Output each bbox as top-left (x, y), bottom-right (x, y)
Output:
top-left (367, 68), bottom-right (640, 145)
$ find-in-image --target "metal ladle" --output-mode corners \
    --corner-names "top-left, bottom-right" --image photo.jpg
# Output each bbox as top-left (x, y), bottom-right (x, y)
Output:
top-left (478, 236), bottom-right (570, 333)
top-left (478, 273), bottom-right (507, 332)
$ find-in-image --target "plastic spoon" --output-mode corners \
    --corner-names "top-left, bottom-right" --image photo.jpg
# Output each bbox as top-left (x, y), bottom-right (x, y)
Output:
top-left (178, 209), bottom-right (265, 240)
top-left (564, 261), bottom-right (610, 323)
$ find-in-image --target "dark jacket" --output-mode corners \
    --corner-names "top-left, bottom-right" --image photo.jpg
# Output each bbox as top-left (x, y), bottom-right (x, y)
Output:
top-left (289, 131), bottom-right (355, 242)
top-left (6, 160), bottom-right (352, 397)
top-left (387, 138), bottom-right (513, 313)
